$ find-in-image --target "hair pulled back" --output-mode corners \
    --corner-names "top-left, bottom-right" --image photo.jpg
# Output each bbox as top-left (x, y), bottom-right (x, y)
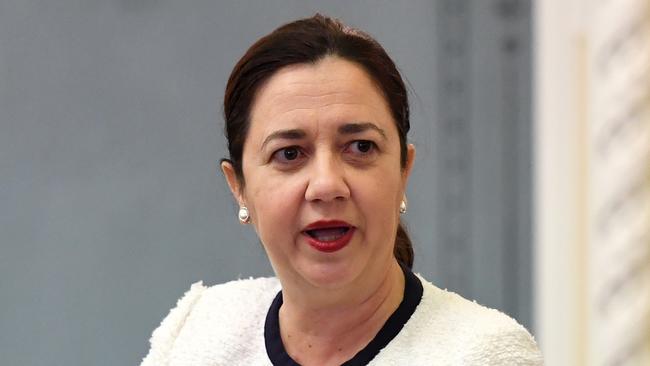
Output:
top-left (223, 14), bottom-right (414, 268)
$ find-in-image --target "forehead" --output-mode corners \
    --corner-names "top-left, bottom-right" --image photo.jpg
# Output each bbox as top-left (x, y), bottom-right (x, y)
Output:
top-left (247, 57), bottom-right (396, 138)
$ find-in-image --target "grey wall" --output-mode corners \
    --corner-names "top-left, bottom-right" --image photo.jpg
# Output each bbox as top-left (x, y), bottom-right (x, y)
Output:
top-left (433, 0), bottom-right (533, 331)
top-left (0, 1), bottom-right (532, 365)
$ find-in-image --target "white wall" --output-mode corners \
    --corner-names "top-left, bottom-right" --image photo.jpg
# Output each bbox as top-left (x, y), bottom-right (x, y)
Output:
top-left (535, 0), bottom-right (650, 364)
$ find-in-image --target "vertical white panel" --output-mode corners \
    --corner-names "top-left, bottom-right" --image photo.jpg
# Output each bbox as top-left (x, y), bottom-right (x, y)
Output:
top-left (534, 0), bottom-right (591, 364)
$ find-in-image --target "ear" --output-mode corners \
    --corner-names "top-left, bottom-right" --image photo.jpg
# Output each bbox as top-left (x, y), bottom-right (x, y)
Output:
top-left (401, 143), bottom-right (416, 188)
top-left (220, 160), bottom-right (244, 205)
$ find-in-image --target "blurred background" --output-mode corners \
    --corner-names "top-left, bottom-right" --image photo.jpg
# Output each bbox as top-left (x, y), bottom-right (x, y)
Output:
top-left (0, 1), bottom-right (647, 365)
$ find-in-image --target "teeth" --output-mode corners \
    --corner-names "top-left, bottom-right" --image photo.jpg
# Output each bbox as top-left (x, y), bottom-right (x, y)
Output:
top-left (307, 227), bottom-right (348, 242)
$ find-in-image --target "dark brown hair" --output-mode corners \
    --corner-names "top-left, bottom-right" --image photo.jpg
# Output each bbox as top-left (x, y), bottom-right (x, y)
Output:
top-left (223, 14), bottom-right (414, 268)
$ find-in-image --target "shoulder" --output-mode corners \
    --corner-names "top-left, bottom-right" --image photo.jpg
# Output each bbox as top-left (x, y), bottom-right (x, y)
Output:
top-left (376, 275), bottom-right (543, 365)
top-left (420, 276), bottom-right (543, 364)
top-left (141, 277), bottom-right (280, 366)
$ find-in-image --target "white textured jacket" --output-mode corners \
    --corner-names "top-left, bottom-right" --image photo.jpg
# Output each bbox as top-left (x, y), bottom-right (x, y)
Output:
top-left (141, 275), bottom-right (543, 365)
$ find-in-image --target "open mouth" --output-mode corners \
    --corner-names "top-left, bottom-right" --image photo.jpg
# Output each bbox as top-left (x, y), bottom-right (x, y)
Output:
top-left (304, 227), bottom-right (350, 242)
top-left (302, 220), bottom-right (354, 253)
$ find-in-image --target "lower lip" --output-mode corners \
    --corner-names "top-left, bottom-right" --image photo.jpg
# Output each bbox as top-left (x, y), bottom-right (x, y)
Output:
top-left (304, 228), bottom-right (355, 253)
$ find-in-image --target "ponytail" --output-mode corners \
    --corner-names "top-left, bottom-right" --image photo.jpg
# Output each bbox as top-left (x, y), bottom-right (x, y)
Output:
top-left (394, 222), bottom-right (414, 269)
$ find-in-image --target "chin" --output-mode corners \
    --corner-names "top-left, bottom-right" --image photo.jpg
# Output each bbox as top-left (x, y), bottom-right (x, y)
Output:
top-left (298, 258), bottom-right (361, 289)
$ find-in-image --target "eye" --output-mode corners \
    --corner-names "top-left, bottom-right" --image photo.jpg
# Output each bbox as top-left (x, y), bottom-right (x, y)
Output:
top-left (347, 140), bottom-right (376, 155)
top-left (271, 146), bottom-right (305, 165)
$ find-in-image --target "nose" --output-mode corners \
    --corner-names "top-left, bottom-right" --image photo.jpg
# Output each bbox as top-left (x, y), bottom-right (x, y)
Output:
top-left (304, 152), bottom-right (350, 203)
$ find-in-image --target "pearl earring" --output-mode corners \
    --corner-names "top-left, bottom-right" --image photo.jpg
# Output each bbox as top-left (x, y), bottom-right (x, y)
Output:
top-left (399, 199), bottom-right (407, 214)
top-left (238, 206), bottom-right (250, 224)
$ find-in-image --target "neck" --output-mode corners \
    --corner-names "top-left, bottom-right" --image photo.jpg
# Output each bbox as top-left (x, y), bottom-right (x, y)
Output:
top-left (278, 260), bottom-right (405, 366)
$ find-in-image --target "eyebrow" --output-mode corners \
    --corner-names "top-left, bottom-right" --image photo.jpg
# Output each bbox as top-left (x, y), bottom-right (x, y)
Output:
top-left (260, 122), bottom-right (387, 150)
top-left (261, 129), bottom-right (307, 150)
top-left (338, 122), bottom-right (387, 139)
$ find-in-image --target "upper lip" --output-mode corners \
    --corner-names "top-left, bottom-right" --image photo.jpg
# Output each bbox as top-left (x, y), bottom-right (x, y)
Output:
top-left (302, 220), bottom-right (353, 231)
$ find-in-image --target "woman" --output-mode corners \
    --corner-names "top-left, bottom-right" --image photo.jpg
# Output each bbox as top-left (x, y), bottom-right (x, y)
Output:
top-left (142, 14), bottom-right (542, 365)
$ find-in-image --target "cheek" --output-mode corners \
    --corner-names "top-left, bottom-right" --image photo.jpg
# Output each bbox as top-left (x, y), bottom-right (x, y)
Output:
top-left (245, 172), bottom-right (305, 243)
top-left (351, 168), bottom-right (403, 233)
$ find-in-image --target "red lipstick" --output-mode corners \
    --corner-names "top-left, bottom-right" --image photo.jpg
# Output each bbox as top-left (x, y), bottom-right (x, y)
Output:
top-left (302, 220), bottom-right (355, 253)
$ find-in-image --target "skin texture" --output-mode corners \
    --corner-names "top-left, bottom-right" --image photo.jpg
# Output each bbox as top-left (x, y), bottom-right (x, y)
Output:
top-left (222, 56), bottom-right (415, 365)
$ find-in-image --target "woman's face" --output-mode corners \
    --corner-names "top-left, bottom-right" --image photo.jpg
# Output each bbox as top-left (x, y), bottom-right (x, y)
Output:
top-left (223, 57), bottom-right (415, 290)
